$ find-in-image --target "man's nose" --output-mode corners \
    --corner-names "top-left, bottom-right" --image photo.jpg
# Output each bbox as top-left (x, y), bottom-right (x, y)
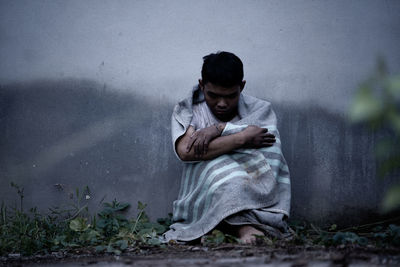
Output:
top-left (217, 98), bottom-right (227, 108)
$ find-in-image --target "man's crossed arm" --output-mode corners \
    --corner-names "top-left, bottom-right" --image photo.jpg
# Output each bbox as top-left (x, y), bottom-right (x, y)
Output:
top-left (176, 123), bottom-right (276, 161)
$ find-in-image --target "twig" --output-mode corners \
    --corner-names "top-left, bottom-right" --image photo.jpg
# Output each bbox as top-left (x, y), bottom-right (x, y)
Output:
top-left (63, 204), bottom-right (88, 222)
top-left (131, 209), bottom-right (144, 234)
top-left (310, 223), bottom-right (332, 234)
top-left (338, 216), bottom-right (400, 232)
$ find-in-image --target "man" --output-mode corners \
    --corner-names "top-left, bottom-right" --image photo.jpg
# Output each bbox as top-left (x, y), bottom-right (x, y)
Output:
top-left (164, 51), bottom-right (291, 244)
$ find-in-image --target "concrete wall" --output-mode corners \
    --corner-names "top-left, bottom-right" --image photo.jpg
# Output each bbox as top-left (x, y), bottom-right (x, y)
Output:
top-left (1, 0), bottom-right (399, 225)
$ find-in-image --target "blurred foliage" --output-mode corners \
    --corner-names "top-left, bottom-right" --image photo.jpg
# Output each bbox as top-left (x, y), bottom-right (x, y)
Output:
top-left (0, 183), bottom-right (172, 256)
top-left (349, 58), bottom-right (400, 212)
top-left (288, 219), bottom-right (400, 248)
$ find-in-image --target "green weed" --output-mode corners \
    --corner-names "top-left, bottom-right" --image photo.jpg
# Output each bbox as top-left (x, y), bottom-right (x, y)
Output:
top-left (288, 218), bottom-right (400, 248)
top-left (0, 183), bottom-right (169, 256)
top-left (201, 229), bottom-right (239, 246)
top-left (2, 182), bottom-right (399, 256)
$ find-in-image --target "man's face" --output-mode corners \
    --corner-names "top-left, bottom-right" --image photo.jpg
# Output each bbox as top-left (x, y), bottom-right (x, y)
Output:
top-left (200, 80), bottom-right (245, 122)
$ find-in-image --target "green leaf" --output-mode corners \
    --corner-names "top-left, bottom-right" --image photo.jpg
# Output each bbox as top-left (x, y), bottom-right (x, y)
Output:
top-left (115, 202), bottom-right (130, 211)
top-left (146, 237), bottom-right (161, 246)
top-left (81, 229), bottom-right (100, 242)
top-left (141, 222), bottom-right (166, 234)
top-left (115, 214), bottom-right (128, 222)
top-left (95, 245), bottom-right (106, 252)
top-left (375, 139), bottom-right (396, 159)
top-left (377, 155), bottom-right (400, 178)
top-left (332, 232), bottom-right (360, 245)
top-left (137, 201), bottom-right (147, 211)
top-left (156, 213), bottom-right (173, 229)
top-left (357, 237), bottom-right (368, 246)
top-left (106, 245), bottom-right (114, 253)
top-left (373, 232), bottom-right (386, 239)
top-left (138, 228), bottom-right (153, 236)
top-left (382, 185), bottom-right (400, 212)
top-left (385, 75), bottom-right (400, 98)
top-left (349, 85), bottom-right (382, 123)
top-left (388, 110), bottom-right (400, 135)
top-left (69, 217), bottom-right (88, 232)
top-left (202, 230), bottom-right (226, 245)
top-left (114, 239), bottom-right (128, 250)
top-left (329, 224), bottom-right (337, 231)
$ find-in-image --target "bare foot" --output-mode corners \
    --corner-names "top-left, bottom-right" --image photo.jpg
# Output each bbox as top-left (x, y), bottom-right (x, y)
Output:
top-left (237, 225), bottom-right (264, 244)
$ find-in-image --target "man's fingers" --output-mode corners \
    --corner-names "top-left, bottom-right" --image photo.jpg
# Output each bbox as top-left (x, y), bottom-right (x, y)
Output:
top-left (264, 133), bottom-right (275, 138)
top-left (263, 137), bottom-right (276, 143)
top-left (187, 131), bottom-right (199, 151)
top-left (260, 138), bottom-right (276, 147)
top-left (261, 142), bottom-right (274, 147)
top-left (194, 139), bottom-right (201, 156)
top-left (186, 137), bottom-right (196, 152)
top-left (204, 140), bottom-right (209, 154)
top-left (198, 139), bottom-right (204, 156)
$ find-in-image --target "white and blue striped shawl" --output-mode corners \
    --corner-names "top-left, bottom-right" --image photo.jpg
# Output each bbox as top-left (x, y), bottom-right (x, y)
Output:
top-left (164, 87), bottom-right (291, 241)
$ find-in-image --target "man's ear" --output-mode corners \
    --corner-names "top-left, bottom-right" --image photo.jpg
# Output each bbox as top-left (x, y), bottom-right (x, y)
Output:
top-left (240, 80), bottom-right (246, 92)
top-left (198, 79), bottom-right (204, 91)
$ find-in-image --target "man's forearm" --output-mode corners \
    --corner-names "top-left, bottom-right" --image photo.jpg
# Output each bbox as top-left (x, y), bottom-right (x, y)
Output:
top-left (176, 124), bottom-right (276, 161)
top-left (178, 131), bottom-right (246, 161)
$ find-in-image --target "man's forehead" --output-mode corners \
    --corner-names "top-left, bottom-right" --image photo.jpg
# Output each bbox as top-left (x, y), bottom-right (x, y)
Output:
top-left (204, 83), bottom-right (240, 94)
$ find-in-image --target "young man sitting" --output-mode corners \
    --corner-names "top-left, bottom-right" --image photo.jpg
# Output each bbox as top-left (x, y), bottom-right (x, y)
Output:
top-left (164, 51), bottom-right (291, 244)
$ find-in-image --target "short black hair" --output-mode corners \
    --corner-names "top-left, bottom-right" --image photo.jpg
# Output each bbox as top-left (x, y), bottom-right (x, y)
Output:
top-left (201, 51), bottom-right (244, 87)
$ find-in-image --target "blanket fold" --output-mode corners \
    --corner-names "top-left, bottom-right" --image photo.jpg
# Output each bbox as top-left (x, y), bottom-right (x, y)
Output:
top-left (164, 87), bottom-right (291, 241)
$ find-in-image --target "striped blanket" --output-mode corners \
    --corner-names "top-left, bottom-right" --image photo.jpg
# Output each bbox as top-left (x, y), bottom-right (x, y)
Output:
top-left (163, 87), bottom-right (291, 241)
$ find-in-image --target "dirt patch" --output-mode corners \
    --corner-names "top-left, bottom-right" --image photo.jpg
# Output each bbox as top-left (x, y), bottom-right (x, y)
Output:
top-left (2, 244), bottom-right (399, 266)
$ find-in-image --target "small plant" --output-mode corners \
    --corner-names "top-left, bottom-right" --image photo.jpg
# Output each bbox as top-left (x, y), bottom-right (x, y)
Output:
top-left (0, 183), bottom-right (169, 256)
top-left (10, 182), bottom-right (24, 212)
top-left (96, 199), bottom-right (130, 238)
top-left (288, 218), bottom-right (400, 248)
top-left (201, 230), bottom-right (239, 246)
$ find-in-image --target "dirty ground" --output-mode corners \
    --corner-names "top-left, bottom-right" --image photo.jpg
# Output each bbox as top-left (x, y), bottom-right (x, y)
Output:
top-left (2, 243), bottom-right (399, 267)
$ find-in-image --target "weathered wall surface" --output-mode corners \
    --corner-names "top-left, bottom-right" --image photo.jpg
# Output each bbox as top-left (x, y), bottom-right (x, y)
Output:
top-left (1, 0), bottom-right (399, 225)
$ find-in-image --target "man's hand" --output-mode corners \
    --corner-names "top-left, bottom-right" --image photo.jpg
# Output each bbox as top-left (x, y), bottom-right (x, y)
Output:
top-left (176, 124), bottom-right (275, 162)
top-left (186, 124), bottom-right (223, 157)
top-left (241, 125), bottom-right (276, 148)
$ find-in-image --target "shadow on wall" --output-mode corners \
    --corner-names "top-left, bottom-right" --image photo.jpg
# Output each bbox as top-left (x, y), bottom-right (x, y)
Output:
top-left (0, 79), bottom-right (181, 220)
top-left (0, 79), bottom-right (396, 225)
top-left (275, 104), bottom-right (396, 226)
